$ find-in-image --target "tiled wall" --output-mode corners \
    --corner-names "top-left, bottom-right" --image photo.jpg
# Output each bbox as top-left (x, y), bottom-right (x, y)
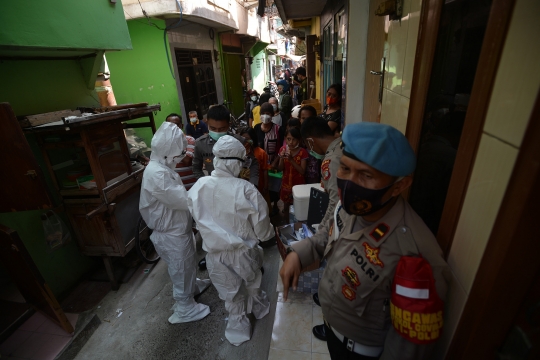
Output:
top-left (435, 0), bottom-right (540, 357)
top-left (379, 0), bottom-right (422, 134)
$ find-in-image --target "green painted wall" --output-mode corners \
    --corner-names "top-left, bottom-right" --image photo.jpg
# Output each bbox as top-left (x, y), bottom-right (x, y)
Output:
top-left (251, 50), bottom-right (268, 94)
top-left (0, 0), bottom-right (134, 299)
top-left (106, 20), bottom-right (181, 144)
top-left (0, 0), bottom-right (131, 50)
top-left (0, 64), bottom-right (111, 298)
top-left (0, 59), bottom-right (102, 115)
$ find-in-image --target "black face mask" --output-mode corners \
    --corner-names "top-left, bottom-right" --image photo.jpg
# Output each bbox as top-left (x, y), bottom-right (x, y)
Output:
top-left (336, 177), bottom-right (395, 216)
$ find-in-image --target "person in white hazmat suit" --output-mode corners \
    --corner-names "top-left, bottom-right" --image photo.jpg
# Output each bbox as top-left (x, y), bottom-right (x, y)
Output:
top-left (139, 121), bottom-right (211, 324)
top-left (187, 135), bottom-right (274, 346)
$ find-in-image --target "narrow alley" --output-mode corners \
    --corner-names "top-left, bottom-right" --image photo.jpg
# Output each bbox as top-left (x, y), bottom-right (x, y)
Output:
top-left (1, 0), bottom-right (539, 360)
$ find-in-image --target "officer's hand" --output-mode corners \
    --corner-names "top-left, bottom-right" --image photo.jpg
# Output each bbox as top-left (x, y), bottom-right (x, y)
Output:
top-left (279, 251), bottom-right (301, 301)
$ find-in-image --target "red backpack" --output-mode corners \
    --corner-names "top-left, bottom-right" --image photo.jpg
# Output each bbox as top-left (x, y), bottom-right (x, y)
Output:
top-left (390, 255), bottom-right (444, 344)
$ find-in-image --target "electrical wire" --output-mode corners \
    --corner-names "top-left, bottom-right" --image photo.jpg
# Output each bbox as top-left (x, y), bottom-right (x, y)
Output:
top-left (135, 0), bottom-right (182, 79)
top-left (137, 0), bottom-right (165, 30)
top-left (163, 0), bottom-right (183, 79)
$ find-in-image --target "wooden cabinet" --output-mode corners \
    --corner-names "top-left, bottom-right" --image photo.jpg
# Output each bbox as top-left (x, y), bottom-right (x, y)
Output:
top-left (21, 104), bottom-right (158, 289)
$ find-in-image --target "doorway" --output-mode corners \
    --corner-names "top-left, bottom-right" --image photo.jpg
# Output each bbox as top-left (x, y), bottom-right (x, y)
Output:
top-left (175, 49), bottom-right (218, 119)
top-left (407, 0), bottom-right (492, 237)
top-left (223, 53), bottom-right (245, 117)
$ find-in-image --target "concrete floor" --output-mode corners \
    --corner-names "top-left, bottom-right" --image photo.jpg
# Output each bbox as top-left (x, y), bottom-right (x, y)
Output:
top-left (74, 243), bottom-right (281, 360)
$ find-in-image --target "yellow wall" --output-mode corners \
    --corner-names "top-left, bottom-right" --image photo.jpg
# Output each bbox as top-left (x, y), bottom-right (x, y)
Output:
top-left (379, 0), bottom-right (422, 134)
top-left (435, 0), bottom-right (540, 357)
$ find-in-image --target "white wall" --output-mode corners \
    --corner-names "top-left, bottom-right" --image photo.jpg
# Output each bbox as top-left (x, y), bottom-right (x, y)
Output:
top-left (379, 0), bottom-right (422, 134)
top-left (344, 0), bottom-right (369, 124)
top-left (122, 0), bottom-right (272, 42)
top-left (251, 51), bottom-right (268, 94)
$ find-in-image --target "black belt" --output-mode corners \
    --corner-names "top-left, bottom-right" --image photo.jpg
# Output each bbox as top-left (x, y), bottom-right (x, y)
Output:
top-left (325, 320), bottom-right (383, 357)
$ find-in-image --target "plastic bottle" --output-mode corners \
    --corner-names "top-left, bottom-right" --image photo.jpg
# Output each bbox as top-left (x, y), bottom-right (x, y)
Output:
top-left (289, 205), bottom-right (296, 223)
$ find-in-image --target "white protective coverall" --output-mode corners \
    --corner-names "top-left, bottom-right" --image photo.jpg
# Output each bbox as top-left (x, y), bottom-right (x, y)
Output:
top-left (187, 135), bottom-right (274, 346)
top-left (139, 122), bottom-right (210, 324)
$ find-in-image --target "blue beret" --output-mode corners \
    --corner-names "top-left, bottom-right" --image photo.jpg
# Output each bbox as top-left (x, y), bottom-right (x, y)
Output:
top-left (341, 122), bottom-right (416, 176)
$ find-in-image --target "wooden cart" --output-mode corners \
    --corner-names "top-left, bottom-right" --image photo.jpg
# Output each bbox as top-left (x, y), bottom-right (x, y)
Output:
top-left (22, 105), bottom-right (159, 289)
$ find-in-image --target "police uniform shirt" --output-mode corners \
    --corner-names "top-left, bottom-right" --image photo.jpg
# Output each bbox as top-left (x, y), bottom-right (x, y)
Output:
top-left (291, 196), bottom-right (450, 360)
top-left (319, 136), bottom-right (342, 230)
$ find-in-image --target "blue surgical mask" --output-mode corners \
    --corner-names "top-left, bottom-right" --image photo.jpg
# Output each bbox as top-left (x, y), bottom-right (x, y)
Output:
top-left (209, 130), bottom-right (227, 141)
top-left (309, 150), bottom-right (325, 160)
top-left (307, 138), bottom-right (325, 160)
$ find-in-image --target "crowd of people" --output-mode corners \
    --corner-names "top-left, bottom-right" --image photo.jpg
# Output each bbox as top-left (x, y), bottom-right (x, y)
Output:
top-left (138, 71), bottom-right (449, 359)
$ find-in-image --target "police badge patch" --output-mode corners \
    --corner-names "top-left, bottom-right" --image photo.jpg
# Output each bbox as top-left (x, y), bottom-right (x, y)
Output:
top-left (341, 266), bottom-right (361, 289)
top-left (321, 159), bottom-right (331, 181)
top-left (342, 284), bottom-right (356, 301)
top-left (363, 242), bottom-right (384, 268)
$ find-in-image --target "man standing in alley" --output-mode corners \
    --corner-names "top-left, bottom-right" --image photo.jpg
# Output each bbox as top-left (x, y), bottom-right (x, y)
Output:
top-left (185, 111), bottom-right (208, 140)
top-left (280, 122), bottom-right (450, 359)
top-left (295, 66), bottom-right (308, 104)
top-left (188, 135), bottom-right (274, 346)
top-left (300, 116), bottom-right (342, 341)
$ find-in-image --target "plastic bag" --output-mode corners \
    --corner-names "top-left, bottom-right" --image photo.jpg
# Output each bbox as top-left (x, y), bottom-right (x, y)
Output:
top-left (41, 210), bottom-right (71, 251)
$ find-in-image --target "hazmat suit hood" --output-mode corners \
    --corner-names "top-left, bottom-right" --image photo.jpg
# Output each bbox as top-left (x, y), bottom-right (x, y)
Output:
top-left (212, 135), bottom-right (246, 178)
top-left (150, 122), bottom-right (187, 168)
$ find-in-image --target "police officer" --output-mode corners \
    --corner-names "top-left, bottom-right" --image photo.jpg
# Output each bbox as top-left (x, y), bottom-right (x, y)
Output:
top-left (300, 116), bottom-right (343, 341)
top-left (301, 116), bottom-right (342, 231)
top-left (192, 105), bottom-right (259, 186)
top-left (280, 122), bottom-right (450, 359)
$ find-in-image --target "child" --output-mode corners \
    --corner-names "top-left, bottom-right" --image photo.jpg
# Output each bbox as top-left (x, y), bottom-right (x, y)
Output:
top-left (240, 127), bottom-right (269, 194)
top-left (274, 127), bottom-right (308, 217)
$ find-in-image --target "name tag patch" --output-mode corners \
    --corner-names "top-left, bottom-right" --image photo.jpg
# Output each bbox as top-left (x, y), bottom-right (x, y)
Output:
top-left (350, 248), bottom-right (380, 282)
